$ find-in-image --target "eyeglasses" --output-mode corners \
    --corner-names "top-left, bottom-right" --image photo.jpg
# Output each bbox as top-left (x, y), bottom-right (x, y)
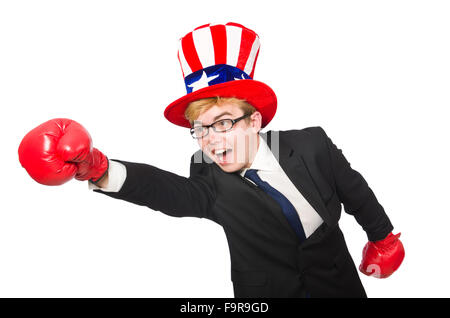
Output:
top-left (190, 114), bottom-right (250, 139)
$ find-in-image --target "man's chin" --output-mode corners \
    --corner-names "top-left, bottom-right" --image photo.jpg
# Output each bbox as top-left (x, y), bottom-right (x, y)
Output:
top-left (216, 161), bottom-right (244, 173)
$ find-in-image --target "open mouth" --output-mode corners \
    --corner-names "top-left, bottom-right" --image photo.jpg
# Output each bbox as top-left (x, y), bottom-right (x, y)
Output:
top-left (212, 148), bottom-right (233, 164)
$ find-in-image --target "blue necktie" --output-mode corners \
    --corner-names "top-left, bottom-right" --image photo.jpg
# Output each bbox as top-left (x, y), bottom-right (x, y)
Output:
top-left (244, 169), bottom-right (307, 242)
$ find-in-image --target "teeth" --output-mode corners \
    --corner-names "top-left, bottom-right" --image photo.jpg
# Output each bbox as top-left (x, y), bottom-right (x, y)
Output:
top-left (216, 149), bottom-right (227, 155)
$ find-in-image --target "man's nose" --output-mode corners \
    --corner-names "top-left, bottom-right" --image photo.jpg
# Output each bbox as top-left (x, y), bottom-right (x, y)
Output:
top-left (206, 127), bottom-right (220, 143)
top-left (206, 127), bottom-right (227, 147)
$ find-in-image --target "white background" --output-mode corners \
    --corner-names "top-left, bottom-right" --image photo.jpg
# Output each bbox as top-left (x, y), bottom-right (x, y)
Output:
top-left (1, 0), bottom-right (449, 298)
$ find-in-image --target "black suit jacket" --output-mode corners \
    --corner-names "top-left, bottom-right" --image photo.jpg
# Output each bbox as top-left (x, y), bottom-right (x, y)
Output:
top-left (95, 126), bottom-right (393, 298)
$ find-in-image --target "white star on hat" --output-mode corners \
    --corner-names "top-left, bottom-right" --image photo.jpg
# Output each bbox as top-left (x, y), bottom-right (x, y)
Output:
top-left (188, 71), bottom-right (220, 92)
top-left (233, 74), bottom-right (246, 81)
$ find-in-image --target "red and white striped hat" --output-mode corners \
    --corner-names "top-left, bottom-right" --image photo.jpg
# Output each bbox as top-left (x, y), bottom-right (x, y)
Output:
top-left (164, 22), bottom-right (277, 128)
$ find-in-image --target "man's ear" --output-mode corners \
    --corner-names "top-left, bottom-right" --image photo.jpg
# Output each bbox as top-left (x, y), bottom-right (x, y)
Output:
top-left (250, 111), bottom-right (263, 132)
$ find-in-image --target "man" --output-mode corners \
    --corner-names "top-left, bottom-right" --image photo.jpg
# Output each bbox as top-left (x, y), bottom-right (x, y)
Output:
top-left (18, 23), bottom-right (404, 297)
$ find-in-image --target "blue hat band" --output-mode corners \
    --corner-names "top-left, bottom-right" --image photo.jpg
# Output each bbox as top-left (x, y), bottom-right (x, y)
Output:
top-left (184, 64), bottom-right (252, 94)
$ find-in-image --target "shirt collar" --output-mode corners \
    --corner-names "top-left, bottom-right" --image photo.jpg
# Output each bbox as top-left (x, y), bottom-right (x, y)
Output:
top-left (239, 133), bottom-right (279, 177)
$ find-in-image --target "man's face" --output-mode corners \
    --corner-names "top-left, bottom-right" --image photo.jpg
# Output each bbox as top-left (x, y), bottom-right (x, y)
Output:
top-left (194, 102), bottom-right (262, 173)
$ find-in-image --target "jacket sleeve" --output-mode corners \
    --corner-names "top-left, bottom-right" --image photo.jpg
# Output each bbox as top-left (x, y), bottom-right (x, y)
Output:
top-left (317, 127), bottom-right (394, 241)
top-left (93, 158), bottom-right (217, 220)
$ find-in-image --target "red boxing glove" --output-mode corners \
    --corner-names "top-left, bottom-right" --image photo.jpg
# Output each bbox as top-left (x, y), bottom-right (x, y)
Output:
top-left (18, 118), bottom-right (108, 186)
top-left (359, 232), bottom-right (405, 278)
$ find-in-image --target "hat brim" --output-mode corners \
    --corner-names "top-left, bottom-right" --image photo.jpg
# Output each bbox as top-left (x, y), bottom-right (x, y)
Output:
top-left (164, 79), bottom-right (277, 128)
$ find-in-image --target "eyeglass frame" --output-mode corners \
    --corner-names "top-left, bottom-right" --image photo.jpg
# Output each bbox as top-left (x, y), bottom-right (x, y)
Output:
top-left (190, 113), bottom-right (251, 139)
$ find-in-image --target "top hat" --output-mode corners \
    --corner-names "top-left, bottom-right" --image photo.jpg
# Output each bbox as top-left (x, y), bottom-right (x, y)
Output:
top-left (164, 22), bottom-right (277, 128)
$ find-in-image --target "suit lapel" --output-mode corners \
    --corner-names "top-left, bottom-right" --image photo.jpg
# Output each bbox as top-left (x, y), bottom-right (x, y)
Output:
top-left (262, 131), bottom-right (332, 226)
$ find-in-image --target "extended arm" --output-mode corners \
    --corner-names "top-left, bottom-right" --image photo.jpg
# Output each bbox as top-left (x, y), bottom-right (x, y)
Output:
top-left (18, 118), bottom-right (216, 220)
top-left (94, 159), bottom-right (217, 220)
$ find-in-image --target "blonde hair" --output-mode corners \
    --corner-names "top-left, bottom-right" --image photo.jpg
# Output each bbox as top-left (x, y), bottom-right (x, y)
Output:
top-left (184, 97), bottom-right (256, 126)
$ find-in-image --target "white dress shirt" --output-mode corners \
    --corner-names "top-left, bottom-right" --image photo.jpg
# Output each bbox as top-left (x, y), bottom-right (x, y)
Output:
top-left (90, 134), bottom-right (324, 237)
top-left (88, 159), bottom-right (127, 192)
top-left (239, 134), bottom-right (324, 238)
